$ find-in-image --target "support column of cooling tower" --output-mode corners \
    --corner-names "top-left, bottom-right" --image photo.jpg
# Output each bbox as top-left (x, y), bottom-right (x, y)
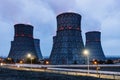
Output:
top-left (50, 12), bottom-right (84, 65)
top-left (85, 31), bottom-right (106, 61)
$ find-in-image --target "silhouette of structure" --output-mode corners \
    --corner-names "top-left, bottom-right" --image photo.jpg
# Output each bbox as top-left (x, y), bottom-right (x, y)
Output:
top-left (8, 24), bottom-right (43, 61)
top-left (50, 12), bottom-right (84, 64)
top-left (85, 31), bottom-right (106, 61)
top-left (34, 39), bottom-right (43, 60)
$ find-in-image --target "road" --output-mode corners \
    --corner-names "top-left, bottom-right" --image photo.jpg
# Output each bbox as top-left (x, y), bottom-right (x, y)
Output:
top-left (2, 64), bottom-right (120, 79)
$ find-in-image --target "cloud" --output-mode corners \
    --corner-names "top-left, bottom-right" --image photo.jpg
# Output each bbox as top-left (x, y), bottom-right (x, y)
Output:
top-left (0, 0), bottom-right (119, 57)
top-left (0, 0), bottom-right (24, 22)
top-left (0, 0), bottom-right (56, 57)
top-left (75, 0), bottom-right (120, 56)
top-left (44, 0), bottom-right (76, 14)
top-left (43, 0), bottom-right (120, 56)
top-left (0, 21), bottom-right (13, 57)
top-left (102, 39), bottom-right (120, 56)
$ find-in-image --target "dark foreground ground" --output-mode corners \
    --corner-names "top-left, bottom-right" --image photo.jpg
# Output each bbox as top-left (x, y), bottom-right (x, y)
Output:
top-left (59, 65), bottom-right (120, 72)
top-left (0, 67), bottom-right (111, 80)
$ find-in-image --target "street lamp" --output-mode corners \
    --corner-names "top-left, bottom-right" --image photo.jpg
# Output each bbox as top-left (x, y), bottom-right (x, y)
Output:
top-left (83, 49), bottom-right (89, 75)
top-left (94, 60), bottom-right (99, 77)
top-left (27, 54), bottom-right (33, 69)
top-left (45, 61), bottom-right (49, 65)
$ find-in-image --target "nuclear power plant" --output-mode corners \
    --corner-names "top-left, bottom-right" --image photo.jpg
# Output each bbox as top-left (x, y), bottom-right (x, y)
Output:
top-left (8, 24), bottom-right (43, 62)
top-left (50, 12), bottom-right (84, 64)
top-left (7, 12), bottom-right (106, 64)
top-left (85, 31), bottom-right (106, 61)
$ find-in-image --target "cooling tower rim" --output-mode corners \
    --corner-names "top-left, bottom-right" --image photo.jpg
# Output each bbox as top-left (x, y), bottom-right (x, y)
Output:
top-left (85, 31), bottom-right (100, 34)
top-left (14, 23), bottom-right (33, 28)
top-left (34, 38), bottom-right (40, 41)
top-left (57, 12), bottom-right (81, 18)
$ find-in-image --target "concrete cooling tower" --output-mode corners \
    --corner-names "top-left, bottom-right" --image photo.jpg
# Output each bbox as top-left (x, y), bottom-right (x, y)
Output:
top-left (8, 24), bottom-right (43, 61)
top-left (34, 39), bottom-right (43, 60)
top-left (85, 31), bottom-right (106, 61)
top-left (50, 12), bottom-right (84, 64)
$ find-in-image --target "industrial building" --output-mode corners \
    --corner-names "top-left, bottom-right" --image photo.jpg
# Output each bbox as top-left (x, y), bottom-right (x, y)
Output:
top-left (50, 12), bottom-right (84, 64)
top-left (8, 12), bottom-right (106, 64)
top-left (8, 24), bottom-right (43, 62)
top-left (85, 31), bottom-right (106, 61)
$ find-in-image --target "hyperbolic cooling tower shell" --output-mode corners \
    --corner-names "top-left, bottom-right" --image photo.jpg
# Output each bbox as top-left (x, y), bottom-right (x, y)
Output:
top-left (56, 12), bottom-right (81, 31)
top-left (85, 31), bottom-right (106, 61)
top-left (34, 39), bottom-right (43, 60)
top-left (8, 24), bottom-right (42, 61)
top-left (14, 24), bottom-right (33, 38)
top-left (50, 12), bottom-right (84, 64)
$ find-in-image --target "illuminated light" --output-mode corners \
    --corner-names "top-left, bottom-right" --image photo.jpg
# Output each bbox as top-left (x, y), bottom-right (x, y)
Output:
top-left (19, 61), bottom-right (23, 64)
top-left (68, 26), bottom-right (72, 29)
top-left (94, 61), bottom-right (97, 65)
top-left (83, 49), bottom-right (89, 56)
top-left (46, 61), bottom-right (49, 65)
top-left (83, 49), bottom-right (89, 75)
top-left (21, 34), bottom-right (25, 36)
top-left (27, 54), bottom-right (31, 58)
top-left (15, 34), bottom-right (18, 36)
top-left (59, 27), bottom-right (64, 30)
top-left (95, 39), bottom-right (100, 42)
top-left (28, 35), bottom-right (32, 37)
top-left (0, 63), bottom-right (3, 66)
top-left (76, 28), bottom-right (80, 30)
top-left (8, 58), bottom-right (12, 60)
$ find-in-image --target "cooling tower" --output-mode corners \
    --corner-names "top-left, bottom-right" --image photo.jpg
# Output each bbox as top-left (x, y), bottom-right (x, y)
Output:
top-left (85, 31), bottom-right (106, 61)
top-left (8, 24), bottom-right (42, 61)
top-left (50, 12), bottom-right (84, 64)
top-left (34, 39), bottom-right (43, 60)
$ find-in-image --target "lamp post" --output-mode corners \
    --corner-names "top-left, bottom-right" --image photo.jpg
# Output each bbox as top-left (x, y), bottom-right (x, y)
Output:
top-left (94, 60), bottom-right (99, 77)
top-left (27, 54), bottom-right (33, 69)
top-left (83, 49), bottom-right (89, 75)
